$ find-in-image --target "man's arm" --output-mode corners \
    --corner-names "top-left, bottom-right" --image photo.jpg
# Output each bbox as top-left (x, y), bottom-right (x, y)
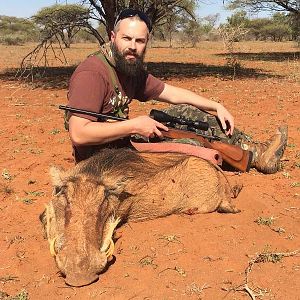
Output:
top-left (67, 60), bottom-right (168, 146)
top-left (68, 115), bottom-right (168, 146)
top-left (157, 83), bottom-right (234, 135)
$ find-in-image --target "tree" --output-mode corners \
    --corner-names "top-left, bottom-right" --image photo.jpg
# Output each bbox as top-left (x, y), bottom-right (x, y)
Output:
top-left (227, 10), bottom-right (250, 27)
top-left (33, 4), bottom-right (99, 48)
top-left (178, 14), bottom-right (219, 45)
top-left (260, 23), bottom-right (291, 41)
top-left (226, 0), bottom-right (299, 44)
top-left (83, 0), bottom-right (198, 38)
top-left (157, 13), bottom-right (180, 47)
top-left (179, 18), bottom-right (201, 46)
top-left (289, 14), bottom-right (300, 44)
top-left (151, 0), bottom-right (197, 47)
top-left (247, 17), bottom-right (271, 39)
top-left (21, 0), bottom-right (199, 75)
top-left (227, 0), bottom-right (300, 17)
top-left (218, 22), bottom-right (249, 79)
top-left (269, 12), bottom-right (292, 41)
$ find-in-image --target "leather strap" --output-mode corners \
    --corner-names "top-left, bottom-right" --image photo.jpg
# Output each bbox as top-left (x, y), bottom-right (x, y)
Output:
top-left (130, 139), bottom-right (222, 165)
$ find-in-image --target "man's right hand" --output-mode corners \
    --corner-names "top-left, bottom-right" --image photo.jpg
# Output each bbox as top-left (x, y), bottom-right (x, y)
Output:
top-left (128, 115), bottom-right (168, 138)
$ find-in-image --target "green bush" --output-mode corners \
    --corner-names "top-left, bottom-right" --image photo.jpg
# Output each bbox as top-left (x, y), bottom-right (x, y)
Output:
top-left (0, 34), bottom-right (26, 45)
top-left (0, 15), bottom-right (39, 44)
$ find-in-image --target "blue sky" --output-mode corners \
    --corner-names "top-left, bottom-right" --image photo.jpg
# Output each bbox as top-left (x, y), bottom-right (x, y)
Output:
top-left (0, 0), bottom-right (76, 18)
top-left (0, 0), bottom-right (268, 23)
top-left (197, 1), bottom-right (232, 23)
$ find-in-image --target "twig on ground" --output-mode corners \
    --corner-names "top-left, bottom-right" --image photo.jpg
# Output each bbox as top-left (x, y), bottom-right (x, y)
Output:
top-left (223, 249), bottom-right (299, 299)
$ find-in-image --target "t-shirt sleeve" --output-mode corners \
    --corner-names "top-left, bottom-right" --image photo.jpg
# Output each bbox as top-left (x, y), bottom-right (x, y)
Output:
top-left (67, 70), bottom-right (107, 121)
top-left (135, 73), bottom-right (165, 102)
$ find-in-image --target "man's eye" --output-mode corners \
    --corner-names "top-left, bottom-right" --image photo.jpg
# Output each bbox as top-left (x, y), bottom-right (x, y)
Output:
top-left (123, 37), bottom-right (131, 41)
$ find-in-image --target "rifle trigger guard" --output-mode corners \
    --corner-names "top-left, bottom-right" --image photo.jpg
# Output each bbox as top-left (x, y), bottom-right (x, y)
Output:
top-left (211, 127), bottom-right (216, 136)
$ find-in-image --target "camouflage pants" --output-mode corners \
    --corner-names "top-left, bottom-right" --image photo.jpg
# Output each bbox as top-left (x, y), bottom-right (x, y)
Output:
top-left (162, 104), bottom-right (252, 146)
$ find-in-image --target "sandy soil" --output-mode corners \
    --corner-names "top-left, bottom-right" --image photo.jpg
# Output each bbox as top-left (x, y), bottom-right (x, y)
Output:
top-left (0, 41), bottom-right (299, 300)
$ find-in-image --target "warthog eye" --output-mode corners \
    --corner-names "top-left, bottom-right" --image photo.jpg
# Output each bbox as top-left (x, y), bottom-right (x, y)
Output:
top-left (53, 185), bottom-right (66, 197)
top-left (104, 188), bottom-right (110, 199)
top-left (104, 187), bottom-right (132, 202)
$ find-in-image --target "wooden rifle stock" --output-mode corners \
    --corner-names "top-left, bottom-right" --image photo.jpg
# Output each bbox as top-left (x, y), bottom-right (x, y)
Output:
top-left (162, 128), bottom-right (252, 172)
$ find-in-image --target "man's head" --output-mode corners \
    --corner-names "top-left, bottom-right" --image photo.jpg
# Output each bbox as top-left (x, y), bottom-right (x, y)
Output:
top-left (110, 9), bottom-right (151, 77)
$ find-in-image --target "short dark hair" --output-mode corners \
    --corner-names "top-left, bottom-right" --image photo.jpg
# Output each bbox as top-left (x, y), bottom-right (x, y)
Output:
top-left (114, 8), bottom-right (152, 32)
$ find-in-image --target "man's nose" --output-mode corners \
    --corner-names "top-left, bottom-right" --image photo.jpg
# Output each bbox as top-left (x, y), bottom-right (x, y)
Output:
top-left (129, 40), bottom-right (137, 51)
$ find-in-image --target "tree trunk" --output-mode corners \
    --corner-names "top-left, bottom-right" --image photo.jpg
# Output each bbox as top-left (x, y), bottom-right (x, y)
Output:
top-left (101, 0), bottom-right (117, 38)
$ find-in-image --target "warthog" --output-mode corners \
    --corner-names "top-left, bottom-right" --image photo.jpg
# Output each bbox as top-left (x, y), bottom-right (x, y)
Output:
top-left (41, 148), bottom-right (241, 287)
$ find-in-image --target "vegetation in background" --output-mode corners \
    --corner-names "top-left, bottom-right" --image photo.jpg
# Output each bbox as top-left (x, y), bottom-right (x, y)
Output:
top-left (225, 10), bottom-right (297, 42)
top-left (0, 0), bottom-right (298, 75)
top-left (32, 4), bottom-right (95, 48)
top-left (1, 1), bottom-right (299, 49)
top-left (218, 22), bottom-right (248, 79)
top-left (227, 0), bottom-right (299, 44)
top-left (17, 1), bottom-right (199, 72)
top-left (0, 16), bottom-right (39, 45)
top-left (227, 0), bottom-right (300, 16)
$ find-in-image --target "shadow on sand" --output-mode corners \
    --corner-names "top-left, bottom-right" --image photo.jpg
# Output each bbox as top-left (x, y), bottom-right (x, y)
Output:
top-left (0, 60), bottom-right (283, 89)
top-left (216, 51), bottom-right (300, 62)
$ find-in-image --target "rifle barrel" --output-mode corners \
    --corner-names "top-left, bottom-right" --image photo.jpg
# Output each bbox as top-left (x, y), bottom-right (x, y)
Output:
top-left (59, 105), bottom-right (127, 122)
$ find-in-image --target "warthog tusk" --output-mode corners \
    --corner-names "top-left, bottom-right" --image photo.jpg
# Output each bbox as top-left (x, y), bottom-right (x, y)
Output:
top-left (49, 237), bottom-right (57, 256)
top-left (100, 216), bottom-right (121, 260)
top-left (105, 238), bottom-right (115, 259)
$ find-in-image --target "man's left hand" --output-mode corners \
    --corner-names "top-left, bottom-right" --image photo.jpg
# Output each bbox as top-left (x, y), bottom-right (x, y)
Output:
top-left (216, 104), bottom-right (234, 136)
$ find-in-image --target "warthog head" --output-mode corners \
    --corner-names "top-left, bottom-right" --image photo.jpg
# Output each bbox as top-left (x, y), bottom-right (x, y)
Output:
top-left (40, 166), bottom-right (127, 287)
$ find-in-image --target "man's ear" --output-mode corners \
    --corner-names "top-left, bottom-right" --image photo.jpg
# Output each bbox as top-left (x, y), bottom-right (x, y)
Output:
top-left (111, 30), bottom-right (115, 42)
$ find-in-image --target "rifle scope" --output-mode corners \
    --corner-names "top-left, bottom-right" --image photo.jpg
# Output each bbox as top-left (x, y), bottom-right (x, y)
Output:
top-left (150, 109), bottom-right (209, 131)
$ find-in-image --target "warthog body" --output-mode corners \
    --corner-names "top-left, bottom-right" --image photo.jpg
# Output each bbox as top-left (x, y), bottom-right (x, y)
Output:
top-left (41, 148), bottom-right (240, 287)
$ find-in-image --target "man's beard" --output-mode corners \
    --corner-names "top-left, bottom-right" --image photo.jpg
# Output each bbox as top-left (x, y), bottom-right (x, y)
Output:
top-left (111, 42), bottom-right (146, 78)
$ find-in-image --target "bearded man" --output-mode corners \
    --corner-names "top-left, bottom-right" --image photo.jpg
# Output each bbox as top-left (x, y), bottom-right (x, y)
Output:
top-left (66, 8), bottom-right (287, 173)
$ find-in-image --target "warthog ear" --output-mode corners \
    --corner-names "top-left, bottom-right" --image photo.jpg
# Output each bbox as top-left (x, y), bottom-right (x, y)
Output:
top-left (39, 208), bottom-right (47, 239)
top-left (50, 166), bottom-right (65, 185)
top-left (50, 166), bottom-right (66, 195)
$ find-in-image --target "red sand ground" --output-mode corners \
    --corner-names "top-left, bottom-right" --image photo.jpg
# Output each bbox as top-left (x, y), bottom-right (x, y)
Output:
top-left (0, 42), bottom-right (299, 299)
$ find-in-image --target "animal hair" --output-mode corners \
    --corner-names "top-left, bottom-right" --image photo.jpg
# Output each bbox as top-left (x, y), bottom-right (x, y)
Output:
top-left (76, 148), bottom-right (187, 184)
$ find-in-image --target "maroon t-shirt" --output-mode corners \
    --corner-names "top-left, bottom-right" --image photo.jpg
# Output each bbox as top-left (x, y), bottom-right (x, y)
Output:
top-left (67, 55), bottom-right (165, 162)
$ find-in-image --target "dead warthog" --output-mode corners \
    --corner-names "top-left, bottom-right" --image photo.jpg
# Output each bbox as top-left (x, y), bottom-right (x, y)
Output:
top-left (40, 148), bottom-right (241, 287)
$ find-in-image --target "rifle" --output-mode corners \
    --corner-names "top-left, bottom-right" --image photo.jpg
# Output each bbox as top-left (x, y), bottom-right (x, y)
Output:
top-left (150, 109), bottom-right (252, 172)
top-left (59, 105), bottom-right (252, 172)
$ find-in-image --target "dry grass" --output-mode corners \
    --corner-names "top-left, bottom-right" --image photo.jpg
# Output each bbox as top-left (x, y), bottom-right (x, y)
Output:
top-left (0, 41), bottom-right (298, 76)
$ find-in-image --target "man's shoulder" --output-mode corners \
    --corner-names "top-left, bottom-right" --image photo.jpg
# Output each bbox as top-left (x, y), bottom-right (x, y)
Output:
top-left (74, 55), bottom-right (108, 75)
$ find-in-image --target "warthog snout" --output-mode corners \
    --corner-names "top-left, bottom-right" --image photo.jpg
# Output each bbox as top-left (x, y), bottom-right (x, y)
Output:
top-left (56, 247), bottom-right (108, 287)
top-left (65, 273), bottom-right (99, 287)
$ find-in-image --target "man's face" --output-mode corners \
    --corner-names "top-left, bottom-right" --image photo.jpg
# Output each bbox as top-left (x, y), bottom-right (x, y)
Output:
top-left (111, 18), bottom-right (148, 76)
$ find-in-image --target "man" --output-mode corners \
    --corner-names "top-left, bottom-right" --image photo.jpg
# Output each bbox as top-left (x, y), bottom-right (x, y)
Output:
top-left (67, 8), bottom-right (287, 173)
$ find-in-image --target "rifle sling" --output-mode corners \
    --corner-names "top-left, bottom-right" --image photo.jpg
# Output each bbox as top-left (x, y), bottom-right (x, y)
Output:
top-left (130, 139), bottom-right (223, 166)
top-left (162, 128), bottom-right (245, 161)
